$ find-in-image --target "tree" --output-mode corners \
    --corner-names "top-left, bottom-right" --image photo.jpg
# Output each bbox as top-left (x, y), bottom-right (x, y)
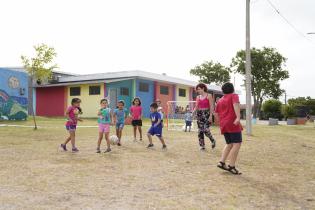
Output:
top-left (262, 99), bottom-right (282, 120)
top-left (21, 44), bottom-right (57, 129)
top-left (231, 47), bottom-right (289, 118)
top-left (190, 61), bottom-right (231, 86)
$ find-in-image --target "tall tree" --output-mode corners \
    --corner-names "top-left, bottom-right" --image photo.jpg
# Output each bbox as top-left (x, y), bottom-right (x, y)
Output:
top-left (231, 47), bottom-right (289, 118)
top-left (190, 61), bottom-right (231, 86)
top-left (21, 44), bottom-right (57, 129)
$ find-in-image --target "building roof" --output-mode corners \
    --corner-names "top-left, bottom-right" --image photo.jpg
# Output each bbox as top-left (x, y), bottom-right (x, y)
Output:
top-left (55, 70), bottom-right (222, 91)
top-left (0, 67), bottom-right (78, 76)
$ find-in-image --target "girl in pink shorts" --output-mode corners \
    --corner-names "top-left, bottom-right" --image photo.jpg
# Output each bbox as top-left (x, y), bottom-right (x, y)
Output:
top-left (97, 99), bottom-right (112, 153)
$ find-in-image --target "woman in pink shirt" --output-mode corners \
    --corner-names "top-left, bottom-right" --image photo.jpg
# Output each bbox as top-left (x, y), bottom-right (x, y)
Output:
top-left (194, 83), bottom-right (216, 150)
top-left (130, 97), bottom-right (143, 141)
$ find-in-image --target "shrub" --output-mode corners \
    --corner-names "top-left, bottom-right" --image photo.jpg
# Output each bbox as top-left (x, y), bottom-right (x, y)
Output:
top-left (282, 105), bottom-right (296, 118)
top-left (262, 99), bottom-right (282, 119)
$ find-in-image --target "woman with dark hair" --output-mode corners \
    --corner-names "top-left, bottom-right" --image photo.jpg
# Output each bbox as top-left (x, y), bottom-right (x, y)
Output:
top-left (194, 83), bottom-right (216, 150)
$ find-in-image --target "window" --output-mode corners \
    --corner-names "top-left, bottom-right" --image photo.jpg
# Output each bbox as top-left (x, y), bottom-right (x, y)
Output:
top-left (120, 87), bottom-right (129, 96)
top-left (89, 85), bottom-right (100, 95)
top-left (160, 86), bottom-right (169, 95)
top-left (139, 82), bottom-right (149, 92)
top-left (178, 88), bottom-right (186, 97)
top-left (70, 87), bottom-right (81, 96)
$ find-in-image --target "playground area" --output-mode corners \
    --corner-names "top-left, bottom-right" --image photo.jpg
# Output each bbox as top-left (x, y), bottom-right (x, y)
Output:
top-left (0, 118), bottom-right (314, 210)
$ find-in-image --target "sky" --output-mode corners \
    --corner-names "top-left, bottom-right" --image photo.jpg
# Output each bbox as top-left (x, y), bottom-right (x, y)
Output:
top-left (0, 0), bottom-right (314, 103)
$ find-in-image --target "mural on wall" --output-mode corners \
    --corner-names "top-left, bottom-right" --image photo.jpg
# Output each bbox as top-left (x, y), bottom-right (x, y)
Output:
top-left (0, 89), bottom-right (28, 120)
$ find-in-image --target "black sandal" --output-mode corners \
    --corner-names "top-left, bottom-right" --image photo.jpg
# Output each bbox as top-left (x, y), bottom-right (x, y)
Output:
top-left (217, 161), bottom-right (228, 170)
top-left (228, 165), bottom-right (242, 175)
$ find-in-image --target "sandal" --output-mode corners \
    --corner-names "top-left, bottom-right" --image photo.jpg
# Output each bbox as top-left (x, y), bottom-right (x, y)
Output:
top-left (228, 165), bottom-right (242, 175)
top-left (217, 161), bottom-right (228, 170)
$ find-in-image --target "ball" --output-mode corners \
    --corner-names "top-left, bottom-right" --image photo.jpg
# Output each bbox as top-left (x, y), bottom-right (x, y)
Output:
top-left (109, 135), bottom-right (119, 145)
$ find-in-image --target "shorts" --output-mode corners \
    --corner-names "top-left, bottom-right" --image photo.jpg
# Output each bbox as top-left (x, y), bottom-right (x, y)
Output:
top-left (132, 120), bottom-right (142, 127)
top-left (98, 123), bottom-right (110, 133)
top-left (223, 132), bottom-right (242, 144)
top-left (66, 125), bottom-right (76, 131)
top-left (116, 122), bottom-right (125, 129)
top-left (148, 126), bottom-right (163, 137)
top-left (185, 121), bottom-right (192, 127)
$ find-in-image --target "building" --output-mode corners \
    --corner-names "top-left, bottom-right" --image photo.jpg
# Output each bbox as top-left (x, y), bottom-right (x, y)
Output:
top-left (35, 70), bottom-right (223, 118)
top-left (0, 67), bottom-right (29, 120)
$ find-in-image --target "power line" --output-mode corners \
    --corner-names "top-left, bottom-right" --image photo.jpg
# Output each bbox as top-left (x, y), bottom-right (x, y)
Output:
top-left (265, 0), bottom-right (315, 45)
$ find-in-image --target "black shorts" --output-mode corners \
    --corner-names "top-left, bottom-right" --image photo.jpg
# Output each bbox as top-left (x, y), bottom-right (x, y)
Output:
top-left (132, 120), bottom-right (142, 127)
top-left (185, 121), bottom-right (192, 126)
top-left (223, 132), bottom-right (242, 144)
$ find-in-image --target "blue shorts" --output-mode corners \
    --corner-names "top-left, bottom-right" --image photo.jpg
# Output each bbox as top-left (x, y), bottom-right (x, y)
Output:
top-left (116, 122), bottom-right (125, 129)
top-left (223, 132), bottom-right (242, 144)
top-left (66, 125), bottom-right (76, 131)
top-left (148, 125), bottom-right (163, 137)
top-left (185, 121), bottom-right (192, 126)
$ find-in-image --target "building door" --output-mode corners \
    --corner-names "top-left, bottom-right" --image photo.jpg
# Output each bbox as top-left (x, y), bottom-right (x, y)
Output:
top-left (109, 88), bottom-right (118, 110)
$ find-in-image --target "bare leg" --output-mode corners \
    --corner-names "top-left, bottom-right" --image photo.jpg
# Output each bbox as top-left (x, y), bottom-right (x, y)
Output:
top-left (105, 132), bottom-right (110, 149)
top-left (97, 132), bottom-right (103, 150)
top-left (70, 131), bottom-right (76, 148)
top-left (228, 143), bottom-right (241, 166)
top-left (147, 133), bottom-right (153, 144)
top-left (133, 126), bottom-right (137, 140)
top-left (220, 144), bottom-right (233, 163)
top-left (63, 136), bottom-right (71, 145)
top-left (138, 126), bottom-right (142, 140)
top-left (159, 137), bottom-right (166, 146)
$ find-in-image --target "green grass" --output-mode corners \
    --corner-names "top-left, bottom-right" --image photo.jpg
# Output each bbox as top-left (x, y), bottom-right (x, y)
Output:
top-left (0, 118), bottom-right (315, 209)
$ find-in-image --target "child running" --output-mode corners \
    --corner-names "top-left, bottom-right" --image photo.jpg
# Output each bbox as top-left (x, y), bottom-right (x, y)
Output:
top-left (130, 97), bottom-right (143, 141)
top-left (184, 108), bottom-right (193, 132)
top-left (215, 82), bottom-right (242, 175)
top-left (60, 98), bottom-right (82, 152)
top-left (113, 100), bottom-right (126, 146)
top-left (147, 102), bottom-right (167, 149)
top-left (96, 99), bottom-right (112, 153)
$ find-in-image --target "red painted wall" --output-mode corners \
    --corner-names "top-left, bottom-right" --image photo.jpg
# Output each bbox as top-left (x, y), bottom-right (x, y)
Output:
top-left (155, 82), bottom-right (174, 111)
top-left (36, 86), bottom-right (66, 116)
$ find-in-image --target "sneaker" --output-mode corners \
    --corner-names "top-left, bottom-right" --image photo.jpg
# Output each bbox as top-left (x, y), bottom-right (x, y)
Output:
top-left (117, 142), bottom-right (121, 146)
top-left (147, 144), bottom-right (154, 148)
top-left (72, 147), bottom-right (79, 152)
top-left (211, 139), bottom-right (216, 149)
top-left (139, 138), bottom-right (143, 141)
top-left (96, 149), bottom-right (101, 153)
top-left (104, 148), bottom-right (112, 153)
top-left (162, 145), bottom-right (167, 150)
top-left (60, 144), bottom-right (67, 151)
top-left (200, 147), bottom-right (206, 151)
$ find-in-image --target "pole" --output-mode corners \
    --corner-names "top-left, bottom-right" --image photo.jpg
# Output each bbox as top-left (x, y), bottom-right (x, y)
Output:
top-left (284, 91), bottom-right (287, 105)
top-left (245, 0), bottom-right (252, 135)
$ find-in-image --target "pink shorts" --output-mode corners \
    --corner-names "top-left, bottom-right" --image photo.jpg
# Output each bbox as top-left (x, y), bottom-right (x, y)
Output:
top-left (98, 123), bottom-right (110, 133)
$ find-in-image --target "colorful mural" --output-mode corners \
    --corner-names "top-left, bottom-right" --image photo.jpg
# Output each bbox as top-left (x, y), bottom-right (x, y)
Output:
top-left (0, 68), bottom-right (29, 120)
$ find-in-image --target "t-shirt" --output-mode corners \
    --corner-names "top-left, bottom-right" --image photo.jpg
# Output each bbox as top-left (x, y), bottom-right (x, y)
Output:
top-left (65, 106), bottom-right (78, 126)
top-left (215, 94), bottom-right (242, 134)
top-left (114, 108), bottom-right (126, 124)
top-left (98, 108), bottom-right (111, 124)
top-left (185, 112), bottom-right (193, 122)
top-left (150, 112), bottom-right (162, 126)
top-left (130, 105), bottom-right (142, 120)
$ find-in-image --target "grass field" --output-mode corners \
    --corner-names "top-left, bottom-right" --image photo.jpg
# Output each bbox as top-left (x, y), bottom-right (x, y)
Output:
top-left (0, 118), bottom-right (315, 210)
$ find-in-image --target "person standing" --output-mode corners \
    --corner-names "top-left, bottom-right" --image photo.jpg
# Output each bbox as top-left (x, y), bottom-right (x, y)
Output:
top-left (194, 83), bottom-right (216, 150)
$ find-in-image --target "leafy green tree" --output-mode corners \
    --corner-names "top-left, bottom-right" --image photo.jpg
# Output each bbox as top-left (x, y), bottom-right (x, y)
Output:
top-left (21, 44), bottom-right (57, 129)
top-left (262, 99), bottom-right (282, 120)
top-left (231, 47), bottom-right (289, 118)
top-left (190, 61), bottom-right (231, 86)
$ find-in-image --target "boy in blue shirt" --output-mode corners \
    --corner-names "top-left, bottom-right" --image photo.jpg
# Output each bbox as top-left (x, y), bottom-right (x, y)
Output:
top-left (113, 100), bottom-right (127, 146)
top-left (147, 102), bottom-right (167, 149)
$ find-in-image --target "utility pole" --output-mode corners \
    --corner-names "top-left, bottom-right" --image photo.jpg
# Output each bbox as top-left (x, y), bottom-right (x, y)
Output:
top-left (245, 0), bottom-right (252, 135)
top-left (284, 91), bottom-right (287, 105)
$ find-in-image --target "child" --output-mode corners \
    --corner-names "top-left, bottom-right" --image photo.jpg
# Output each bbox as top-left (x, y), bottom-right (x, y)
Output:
top-left (113, 100), bottom-right (126, 146)
top-left (130, 97), bottom-right (143, 141)
top-left (60, 98), bottom-right (82, 152)
top-left (147, 102), bottom-right (167, 149)
top-left (184, 108), bottom-right (193, 132)
top-left (215, 82), bottom-right (242, 175)
top-left (97, 99), bottom-right (112, 153)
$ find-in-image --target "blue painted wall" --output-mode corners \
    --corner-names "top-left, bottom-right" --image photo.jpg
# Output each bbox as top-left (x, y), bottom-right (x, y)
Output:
top-left (106, 79), bottom-right (133, 113)
top-left (0, 68), bottom-right (28, 120)
top-left (135, 79), bottom-right (154, 118)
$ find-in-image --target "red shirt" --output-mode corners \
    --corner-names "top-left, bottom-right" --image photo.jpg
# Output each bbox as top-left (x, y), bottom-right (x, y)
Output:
top-left (65, 106), bottom-right (78, 126)
top-left (130, 105), bottom-right (142, 120)
top-left (215, 94), bottom-right (242, 134)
